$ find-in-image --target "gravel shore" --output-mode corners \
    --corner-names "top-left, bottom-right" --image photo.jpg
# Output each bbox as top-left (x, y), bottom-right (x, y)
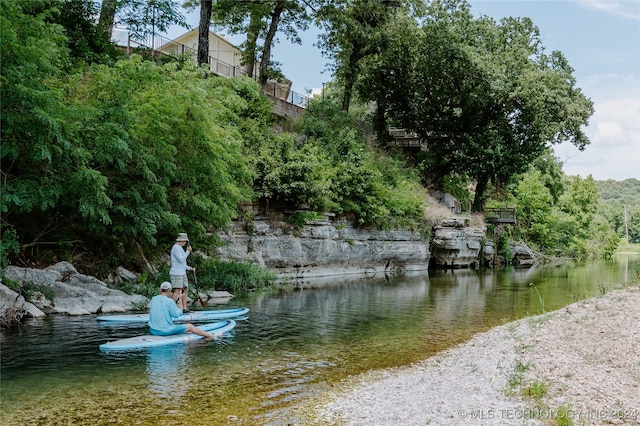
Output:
top-left (310, 286), bottom-right (640, 425)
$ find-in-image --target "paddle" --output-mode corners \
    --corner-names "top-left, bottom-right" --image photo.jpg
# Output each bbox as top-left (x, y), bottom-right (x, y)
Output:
top-left (191, 268), bottom-right (206, 308)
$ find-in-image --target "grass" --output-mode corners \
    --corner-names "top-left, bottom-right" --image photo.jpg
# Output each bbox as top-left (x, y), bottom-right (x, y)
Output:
top-left (504, 360), bottom-right (530, 395)
top-left (553, 406), bottom-right (575, 426)
top-left (521, 380), bottom-right (549, 402)
top-left (529, 282), bottom-right (545, 313)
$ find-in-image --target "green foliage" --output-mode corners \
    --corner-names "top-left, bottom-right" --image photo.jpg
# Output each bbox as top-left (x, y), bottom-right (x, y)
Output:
top-left (485, 151), bottom-right (621, 259)
top-left (295, 98), bottom-right (428, 229)
top-left (116, 0), bottom-right (188, 40)
top-left (497, 231), bottom-right (512, 263)
top-left (189, 258), bottom-right (278, 295)
top-left (0, 227), bottom-right (20, 269)
top-left (553, 406), bottom-right (575, 426)
top-left (515, 169), bottom-right (554, 229)
top-left (596, 179), bottom-right (640, 244)
top-left (51, 0), bottom-right (123, 69)
top-left (288, 211), bottom-right (322, 228)
top-left (357, 1), bottom-right (593, 210)
top-left (5, 279), bottom-right (55, 303)
top-left (254, 132), bottom-right (335, 210)
top-left (4, 0), bottom-right (621, 273)
top-left (521, 380), bottom-right (549, 402)
top-left (2, 46), bottom-right (263, 267)
top-left (317, 0), bottom-right (409, 111)
top-left (439, 175), bottom-right (472, 212)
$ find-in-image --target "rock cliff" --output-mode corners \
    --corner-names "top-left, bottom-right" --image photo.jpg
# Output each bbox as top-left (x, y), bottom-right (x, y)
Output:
top-left (216, 214), bottom-right (432, 279)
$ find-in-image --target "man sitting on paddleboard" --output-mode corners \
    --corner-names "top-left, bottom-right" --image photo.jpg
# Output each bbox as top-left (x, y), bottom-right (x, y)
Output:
top-left (148, 282), bottom-right (216, 339)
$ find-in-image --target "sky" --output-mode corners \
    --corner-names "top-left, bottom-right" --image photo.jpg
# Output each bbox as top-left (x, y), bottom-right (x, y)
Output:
top-left (166, 0), bottom-right (640, 181)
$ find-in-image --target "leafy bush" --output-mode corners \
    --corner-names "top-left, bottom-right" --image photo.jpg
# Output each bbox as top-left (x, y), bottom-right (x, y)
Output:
top-left (291, 98), bottom-right (428, 229)
top-left (182, 258), bottom-right (278, 295)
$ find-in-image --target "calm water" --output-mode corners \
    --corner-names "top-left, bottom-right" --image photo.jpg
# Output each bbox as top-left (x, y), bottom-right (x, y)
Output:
top-left (1, 255), bottom-right (637, 425)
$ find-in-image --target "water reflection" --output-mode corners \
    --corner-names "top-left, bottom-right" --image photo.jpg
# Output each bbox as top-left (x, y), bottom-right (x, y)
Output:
top-left (1, 256), bottom-right (637, 426)
top-left (145, 345), bottom-right (190, 402)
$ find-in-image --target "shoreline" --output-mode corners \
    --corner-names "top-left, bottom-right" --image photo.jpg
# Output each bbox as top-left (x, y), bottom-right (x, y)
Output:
top-left (307, 285), bottom-right (640, 425)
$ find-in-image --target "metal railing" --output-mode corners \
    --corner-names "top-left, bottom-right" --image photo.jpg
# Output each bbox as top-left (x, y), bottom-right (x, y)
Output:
top-left (484, 208), bottom-right (517, 224)
top-left (111, 28), bottom-right (311, 109)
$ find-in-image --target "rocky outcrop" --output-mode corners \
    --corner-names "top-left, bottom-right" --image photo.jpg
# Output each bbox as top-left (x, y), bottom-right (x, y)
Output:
top-left (1, 262), bottom-right (147, 318)
top-left (216, 213), bottom-right (431, 280)
top-left (216, 213), bottom-right (531, 274)
top-left (0, 214), bottom-right (534, 323)
top-left (430, 217), bottom-right (485, 268)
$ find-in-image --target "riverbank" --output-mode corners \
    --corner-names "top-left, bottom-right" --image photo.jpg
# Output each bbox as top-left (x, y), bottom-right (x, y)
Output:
top-left (308, 285), bottom-right (640, 425)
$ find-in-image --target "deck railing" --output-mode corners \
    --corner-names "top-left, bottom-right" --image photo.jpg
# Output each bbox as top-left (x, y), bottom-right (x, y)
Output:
top-left (484, 208), bottom-right (517, 224)
top-left (111, 28), bottom-right (311, 109)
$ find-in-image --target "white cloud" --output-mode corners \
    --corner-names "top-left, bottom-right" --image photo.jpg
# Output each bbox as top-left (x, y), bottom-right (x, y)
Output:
top-left (555, 72), bottom-right (640, 180)
top-left (310, 87), bottom-right (324, 97)
top-left (577, 0), bottom-right (640, 20)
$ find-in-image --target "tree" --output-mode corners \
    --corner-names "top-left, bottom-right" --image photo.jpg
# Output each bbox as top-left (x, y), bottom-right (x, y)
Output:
top-left (559, 175), bottom-right (599, 230)
top-left (357, 0), bottom-right (594, 211)
top-left (97, 0), bottom-right (117, 35)
top-left (211, 0), bottom-right (312, 87)
top-left (53, 0), bottom-right (121, 67)
top-left (1, 0), bottom-right (69, 261)
top-left (98, 0), bottom-right (187, 41)
top-left (317, 0), bottom-right (410, 112)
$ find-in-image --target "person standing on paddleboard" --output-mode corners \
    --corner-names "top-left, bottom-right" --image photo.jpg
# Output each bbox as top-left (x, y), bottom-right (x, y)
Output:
top-left (148, 282), bottom-right (215, 338)
top-left (170, 233), bottom-right (194, 313)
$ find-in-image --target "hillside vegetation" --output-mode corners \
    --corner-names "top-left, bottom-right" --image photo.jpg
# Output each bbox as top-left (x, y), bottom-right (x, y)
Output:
top-left (1, 0), bottom-right (634, 276)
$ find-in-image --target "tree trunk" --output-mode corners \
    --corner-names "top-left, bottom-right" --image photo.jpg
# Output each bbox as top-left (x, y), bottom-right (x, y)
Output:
top-left (98, 0), bottom-right (118, 36)
top-left (259, 1), bottom-right (284, 89)
top-left (341, 40), bottom-right (363, 112)
top-left (243, 10), bottom-right (261, 78)
top-left (198, 0), bottom-right (213, 67)
top-left (472, 175), bottom-right (488, 212)
top-left (373, 102), bottom-right (386, 145)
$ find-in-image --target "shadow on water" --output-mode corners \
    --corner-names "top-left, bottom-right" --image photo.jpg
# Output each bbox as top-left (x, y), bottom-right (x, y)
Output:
top-left (1, 255), bottom-right (637, 425)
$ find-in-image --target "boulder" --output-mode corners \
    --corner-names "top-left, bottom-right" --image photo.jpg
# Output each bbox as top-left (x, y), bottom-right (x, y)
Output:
top-left (44, 261), bottom-right (78, 280)
top-left (430, 222), bottom-right (485, 268)
top-left (1, 265), bottom-right (148, 319)
top-left (0, 283), bottom-right (46, 324)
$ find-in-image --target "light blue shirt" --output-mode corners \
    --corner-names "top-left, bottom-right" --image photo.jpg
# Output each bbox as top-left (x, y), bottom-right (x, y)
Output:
top-left (148, 294), bottom-right (183, 333)
top-left (169, 243), bottom-right (190, 275)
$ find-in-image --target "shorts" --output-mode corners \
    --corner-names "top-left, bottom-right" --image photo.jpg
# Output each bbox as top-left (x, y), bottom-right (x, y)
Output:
top-left (169, 274), bottom-right (189, 289)
top-left (150, 324), bottom-right (188, 336)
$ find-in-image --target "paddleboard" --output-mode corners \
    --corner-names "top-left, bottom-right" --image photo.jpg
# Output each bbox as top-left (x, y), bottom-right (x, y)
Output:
top-left (97, 307), bottom-right (249, 323)
top-left (99, 320), bottom-right (236, 351)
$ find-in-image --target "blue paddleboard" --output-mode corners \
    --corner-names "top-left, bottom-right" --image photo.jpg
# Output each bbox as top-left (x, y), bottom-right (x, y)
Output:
top-left (97, 307), bottom-right (249, 323)
top-left (99, 320), bottom-right (236, 351)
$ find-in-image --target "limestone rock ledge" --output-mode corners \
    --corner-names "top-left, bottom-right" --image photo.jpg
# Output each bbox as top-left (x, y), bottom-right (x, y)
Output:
top-left (216, 215), bottom-right (431, 280)
top-left (430, 217), bottom-right (485, 268)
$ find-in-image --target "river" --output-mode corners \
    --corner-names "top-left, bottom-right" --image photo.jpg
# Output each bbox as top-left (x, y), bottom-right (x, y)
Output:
top-left (1, 255), bottom-right (637, 425)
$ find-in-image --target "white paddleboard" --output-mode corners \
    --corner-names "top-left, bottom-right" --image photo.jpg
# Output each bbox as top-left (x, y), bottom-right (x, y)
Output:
top-left (99, 320), bottom-right (236, 351)
top-left (97, 307), bottom-right (249, 323)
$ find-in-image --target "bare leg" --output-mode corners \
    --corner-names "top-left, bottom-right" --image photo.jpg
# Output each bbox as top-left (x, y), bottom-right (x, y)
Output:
top-left (172, 288), bottom-right (183, 310)
top-left (185, 323), bottom-right (214, 339)
top-left (181, 287), bottom-right (188, 311)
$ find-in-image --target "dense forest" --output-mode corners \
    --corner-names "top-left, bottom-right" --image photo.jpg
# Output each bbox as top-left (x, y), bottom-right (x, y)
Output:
top-left (1, 0), bottom-right (637, 277)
